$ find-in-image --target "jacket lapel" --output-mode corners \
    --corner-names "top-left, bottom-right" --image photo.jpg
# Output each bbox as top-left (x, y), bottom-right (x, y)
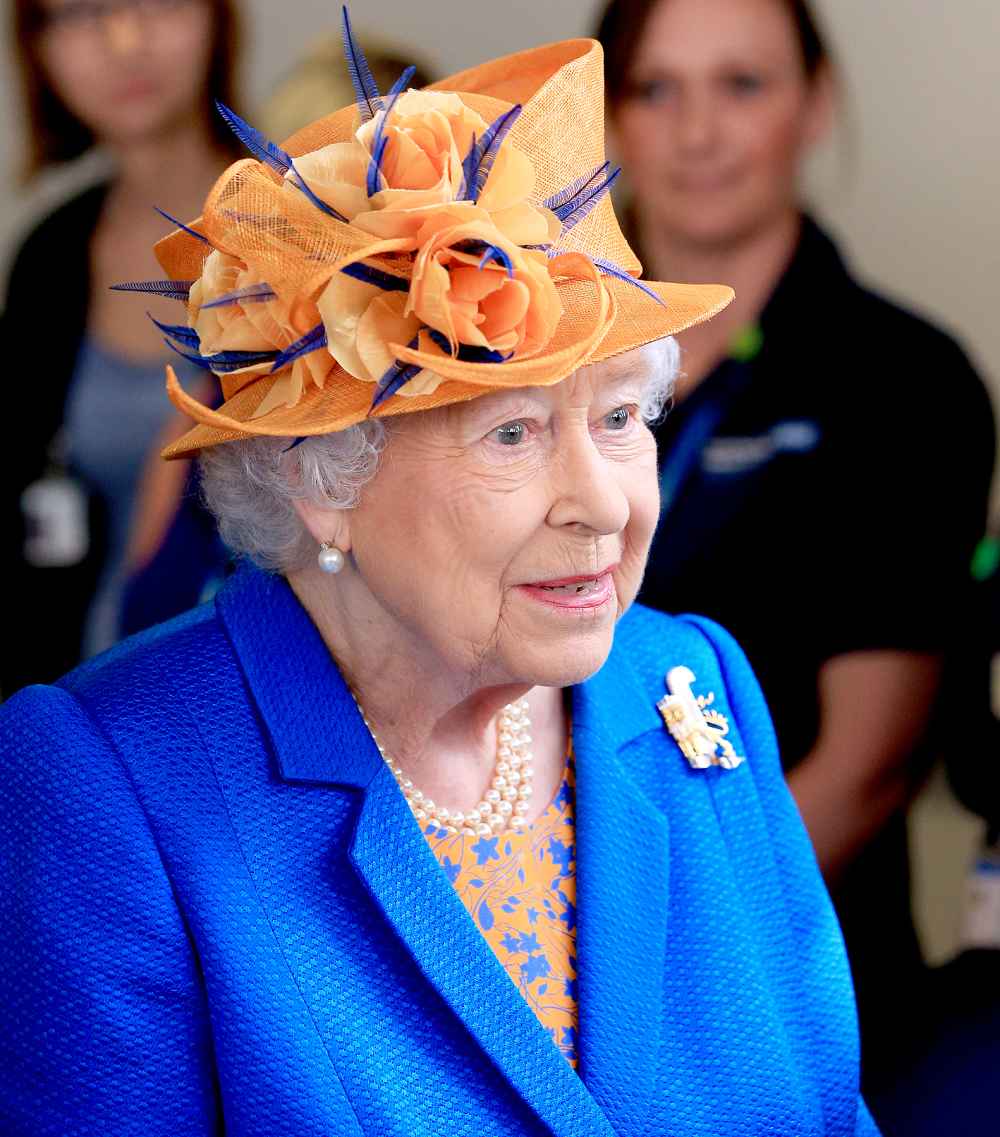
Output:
top-left (217, 565), bottom-right (385, 789)
top-left (218, 567), bottom-right (614, 1136)
top-left (350, 767), bottom-right (615, 1137)
top-left (572, 635), bottom-right (672, 1135)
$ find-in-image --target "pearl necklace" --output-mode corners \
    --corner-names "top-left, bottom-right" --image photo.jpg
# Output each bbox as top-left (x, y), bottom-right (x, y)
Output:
top-left (355, 697), bottom-right (535, 836)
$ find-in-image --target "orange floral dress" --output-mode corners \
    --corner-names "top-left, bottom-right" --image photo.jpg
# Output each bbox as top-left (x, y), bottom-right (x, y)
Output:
top-left (422, 749), bottom-right (578, 1067)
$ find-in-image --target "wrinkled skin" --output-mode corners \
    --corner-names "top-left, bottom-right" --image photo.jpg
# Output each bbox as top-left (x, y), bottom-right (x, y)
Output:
top-left (293, 348), bottom-right (661, 700)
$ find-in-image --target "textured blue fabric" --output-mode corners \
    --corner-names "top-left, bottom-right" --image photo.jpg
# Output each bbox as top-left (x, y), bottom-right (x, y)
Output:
top-left (0, 564), bottom-right (880, 1135)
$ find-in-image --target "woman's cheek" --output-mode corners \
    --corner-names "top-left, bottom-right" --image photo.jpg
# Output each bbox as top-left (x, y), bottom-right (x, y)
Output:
top-left (152, 17), bottom-right (216, 109)
top-left (741, 99), bottom-right (812, 186)
top-left (620, 460), bottom-right (661, 605)
top-left (620, 524), bottom-right (653, 603)
top-left (39, 45), bottom-right (99, 121)
top-left (476, 446), bottom-right (549, 485)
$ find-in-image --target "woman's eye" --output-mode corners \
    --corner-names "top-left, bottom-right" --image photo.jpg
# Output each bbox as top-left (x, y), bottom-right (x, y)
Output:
top-left (604, 406), bottom-right (632, 431)
top-left (632, 77), bottom-right (675, 104)
top-left (727, 73), bottom-right (765, 95)
top-left (493, 421), bottom-right (527, 446)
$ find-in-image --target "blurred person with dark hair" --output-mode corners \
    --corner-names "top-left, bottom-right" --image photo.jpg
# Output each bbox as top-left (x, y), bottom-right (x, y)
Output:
top-left (1, 0), bottom-right (242, 697)
top-left (119, 32), bottom-right (435, 639)
top-left (596, 0), bottom-right (995, 1095)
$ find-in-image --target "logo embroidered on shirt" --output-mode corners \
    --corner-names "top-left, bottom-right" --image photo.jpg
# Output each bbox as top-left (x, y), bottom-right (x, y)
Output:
top-left (657, 666), bottom-right (744, 770)
top-left (700, 419), bottom-right (821, 476)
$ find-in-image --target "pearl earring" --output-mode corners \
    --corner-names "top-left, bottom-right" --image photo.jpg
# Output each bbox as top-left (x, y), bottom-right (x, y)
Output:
top-left (318, 542), bottom-right (346, 574)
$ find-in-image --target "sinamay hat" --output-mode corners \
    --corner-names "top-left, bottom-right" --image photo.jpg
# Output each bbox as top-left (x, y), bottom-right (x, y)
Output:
top-left (118, 10), bottom-right (733, 459)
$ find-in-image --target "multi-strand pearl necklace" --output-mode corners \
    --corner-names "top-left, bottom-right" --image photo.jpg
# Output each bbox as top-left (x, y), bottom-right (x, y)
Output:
top-left (356, 697), bottom-right (535, 836)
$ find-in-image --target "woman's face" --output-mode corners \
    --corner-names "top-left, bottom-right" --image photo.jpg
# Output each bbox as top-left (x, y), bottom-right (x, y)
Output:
top-left (611, 0), bottom-right (830, 249)
top-left (36, 0), bottom-right (216, 149)
top-left (337, 349), bottom-right (662, 692)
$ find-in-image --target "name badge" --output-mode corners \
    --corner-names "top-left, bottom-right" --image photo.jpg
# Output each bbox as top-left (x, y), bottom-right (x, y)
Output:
top-left (21, 476), bottom-right (90, 568)
top-left (959, 846), bottom-right (1000, 951)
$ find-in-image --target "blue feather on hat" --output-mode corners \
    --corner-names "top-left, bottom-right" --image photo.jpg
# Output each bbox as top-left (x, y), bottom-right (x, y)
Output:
top-left (154, 207), bottom-right (210, 245)
top-left (270, 324), bottom-right (329, 373)
top-left (371, 336), bottom-right (423, 409)
top-left (545, 163), bottom-right (621, 232)
top-left (214, 100), bottom-right (349, 223)
top-left (341, 5), bottom-right (383, 123)
top-left (339, 262), bottom-right (410, 292)
top-left (458, 106), bottom-right (523, 203)
top-left (366, 68), bottom-right (416, 197)
top-left (110, 279), bottom-right (193, 301)
top-left (165, 340), bottom-right (280, 373)
top-left (148, 316), bottom-right (201, 350)
top-left (591, 258), bottom-right (666, 307)
top-left (201, 283), bottom-right (278, 310)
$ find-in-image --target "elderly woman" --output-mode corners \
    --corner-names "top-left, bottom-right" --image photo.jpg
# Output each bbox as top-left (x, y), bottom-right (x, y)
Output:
top-left (0, 19), bottom-right (880, 1137)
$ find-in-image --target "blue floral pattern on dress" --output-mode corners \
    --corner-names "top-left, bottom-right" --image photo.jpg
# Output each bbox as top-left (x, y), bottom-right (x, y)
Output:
top-left (423, 745), bottom-right (578, 1067)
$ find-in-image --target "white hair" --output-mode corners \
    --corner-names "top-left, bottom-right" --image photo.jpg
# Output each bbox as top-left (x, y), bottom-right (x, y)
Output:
top-left (199, 336), bottom-right (680, 573)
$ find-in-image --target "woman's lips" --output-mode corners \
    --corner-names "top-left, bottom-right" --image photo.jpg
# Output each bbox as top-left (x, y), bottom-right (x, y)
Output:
top-left (518, 568), bottom-right (617, 610)
top-left (671, 170), bottom-right (740, 193)
top-left (112, 77), bottom-right (162, 102)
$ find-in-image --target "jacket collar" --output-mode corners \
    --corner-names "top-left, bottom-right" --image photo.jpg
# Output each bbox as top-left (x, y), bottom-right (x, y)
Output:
top-left (217, 564), bottom-right (664, 788)
top-left (216, 563), bottom-right (384, 789)
top-left (218, 565), bottom-right (671, 1134)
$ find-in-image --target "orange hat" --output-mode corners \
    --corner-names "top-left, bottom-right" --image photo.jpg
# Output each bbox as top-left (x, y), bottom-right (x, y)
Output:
top-left (125, 15), bottom-right (732, 459)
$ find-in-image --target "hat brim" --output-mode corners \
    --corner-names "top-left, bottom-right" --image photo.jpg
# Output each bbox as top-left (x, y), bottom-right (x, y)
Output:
top-left (162, 276), bottom-right (732, 459)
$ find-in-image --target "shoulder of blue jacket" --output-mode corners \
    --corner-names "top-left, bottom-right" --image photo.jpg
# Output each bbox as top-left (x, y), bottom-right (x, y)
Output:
top-left (57, 600), bottom-right (224, 708)
top-left (614, 603), bottom-right (739, 698)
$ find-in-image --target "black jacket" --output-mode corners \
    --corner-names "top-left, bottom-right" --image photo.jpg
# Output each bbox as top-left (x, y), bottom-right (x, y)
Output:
top-left (2, 184), bottom-right (109, 696)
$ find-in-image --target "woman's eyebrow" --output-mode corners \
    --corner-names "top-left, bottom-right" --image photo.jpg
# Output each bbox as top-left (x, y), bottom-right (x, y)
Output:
top-left (450, 395), bottom-right (545, 432)
top-left (598, 366), bottom-right (648, 396)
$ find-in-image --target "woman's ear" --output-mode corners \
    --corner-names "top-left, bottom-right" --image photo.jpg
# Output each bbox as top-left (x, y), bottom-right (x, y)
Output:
top-left (290, 494), bottom-right (353, 555)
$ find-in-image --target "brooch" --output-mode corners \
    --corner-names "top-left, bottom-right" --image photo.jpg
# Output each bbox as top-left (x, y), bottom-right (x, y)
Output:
top-left (657, 666), bottom-right (744, 770)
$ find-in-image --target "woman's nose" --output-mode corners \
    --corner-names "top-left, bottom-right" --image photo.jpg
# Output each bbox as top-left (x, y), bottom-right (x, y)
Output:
top-left (674, 89), bottom-right (720, 154)
top-left (547, 435), bottom-right (630, 537)
top-left (103, 10), bottom-right (143, 56)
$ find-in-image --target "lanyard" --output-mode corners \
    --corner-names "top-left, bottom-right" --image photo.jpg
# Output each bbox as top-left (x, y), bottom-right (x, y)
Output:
top-left (658, 390), bottom-right (731, 516)
top-left (658, 353), bottom-right (758, 520)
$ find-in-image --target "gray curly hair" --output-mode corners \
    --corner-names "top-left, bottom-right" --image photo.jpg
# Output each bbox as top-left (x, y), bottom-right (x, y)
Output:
top-left (199, 337), bottom-right (680, 573)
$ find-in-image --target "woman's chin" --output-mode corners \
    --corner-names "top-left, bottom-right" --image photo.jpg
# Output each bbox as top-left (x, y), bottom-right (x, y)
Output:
top-left (502, 625), bottom-right (617, 690)
top-left (495, 578), bottom-right (628, 686)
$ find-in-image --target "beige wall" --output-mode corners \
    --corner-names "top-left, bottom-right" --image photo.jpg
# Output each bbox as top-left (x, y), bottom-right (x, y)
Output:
top-left (3, 0), bottom-right (998, 418)
top-left (802, 0), bottom-right (1000, 389)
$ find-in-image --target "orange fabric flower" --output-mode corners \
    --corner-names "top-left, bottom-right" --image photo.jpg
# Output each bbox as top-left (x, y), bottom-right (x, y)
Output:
top-left (292, 89), bottom-right (561, 249)
top-left (406, 219), bottom-right (562, 360)
top-left (317, 218), bottom-right (562, 398)
top-left (359, 90), bottom-right (481, 199)
top-left (317, 267), bottom-right (447, 396)
top-left (190, 250), bottom-right (335, 416)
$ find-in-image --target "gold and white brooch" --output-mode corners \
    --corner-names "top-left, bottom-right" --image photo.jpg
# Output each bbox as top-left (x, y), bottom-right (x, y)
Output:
top-left (657, 666), bottom-right (744, 770)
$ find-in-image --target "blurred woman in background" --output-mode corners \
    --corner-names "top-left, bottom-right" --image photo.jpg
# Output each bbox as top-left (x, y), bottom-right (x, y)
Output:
top-left (120, 32), bottom-right (433, 641)
top-left (1, 0), bottom-right (241, 696)
top-left (597, 0), bottom-right (995, 1096)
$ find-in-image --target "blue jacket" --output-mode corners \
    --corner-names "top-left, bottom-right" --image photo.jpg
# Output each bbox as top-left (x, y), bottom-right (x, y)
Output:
top-left (0, 565), bottom-right (879, 1136)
